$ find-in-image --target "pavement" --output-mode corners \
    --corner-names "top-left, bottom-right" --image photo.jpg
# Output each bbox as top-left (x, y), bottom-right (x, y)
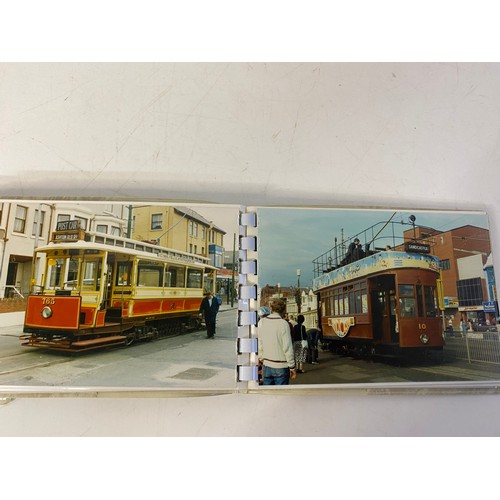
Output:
top-left (0, 312), bottom-right (24, 329)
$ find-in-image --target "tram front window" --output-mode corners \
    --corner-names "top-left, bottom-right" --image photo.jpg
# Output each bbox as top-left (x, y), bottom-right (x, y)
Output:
top-left (398, 284), bottom-right (416, 317)
top-left (46, 256), bottom-right (82, 291)
top-left (46, 258), bottom-right (64, 290)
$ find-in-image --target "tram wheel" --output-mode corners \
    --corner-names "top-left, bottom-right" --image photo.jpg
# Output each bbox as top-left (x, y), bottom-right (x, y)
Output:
top-left (125, 329), bottom-right (136, 346)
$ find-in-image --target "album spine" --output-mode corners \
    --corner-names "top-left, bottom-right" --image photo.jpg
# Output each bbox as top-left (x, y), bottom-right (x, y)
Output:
top-left (236, 209), bottom-right (259, 389)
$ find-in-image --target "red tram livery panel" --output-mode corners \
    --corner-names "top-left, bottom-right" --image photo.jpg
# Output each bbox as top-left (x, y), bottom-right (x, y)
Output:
top-left (21, 226), bottom-right (217, 352)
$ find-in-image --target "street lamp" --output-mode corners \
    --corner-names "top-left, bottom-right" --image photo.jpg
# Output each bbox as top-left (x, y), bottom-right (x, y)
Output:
top-left (296, 269), bottom-right (301, 313)
top-left (409, 214), bottom-right (417, 240)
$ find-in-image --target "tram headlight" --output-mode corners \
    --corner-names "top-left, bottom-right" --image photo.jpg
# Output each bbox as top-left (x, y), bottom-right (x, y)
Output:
top-left (420, 333), bottom-right (429, 344)
top-left (41, 306), bottom-right (53, 319)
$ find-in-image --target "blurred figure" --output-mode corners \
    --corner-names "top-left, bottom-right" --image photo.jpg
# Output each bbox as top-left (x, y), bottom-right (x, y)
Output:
top-left (258, 299), bottom-right (296, 385)
top-left (291, 314), bottom-right (308, 373)
top-left (306, 325), bottom-right (323, 364)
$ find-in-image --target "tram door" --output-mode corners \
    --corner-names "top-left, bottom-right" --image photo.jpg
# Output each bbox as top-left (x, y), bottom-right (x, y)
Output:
top-left (370, 276), bottom-right (397, 344)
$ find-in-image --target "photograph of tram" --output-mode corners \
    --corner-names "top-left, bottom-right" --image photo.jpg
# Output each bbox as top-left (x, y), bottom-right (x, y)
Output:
top-left (0, 201), bottom-right (240, 390)
top-left (255, 207), bottom-right (500, 385)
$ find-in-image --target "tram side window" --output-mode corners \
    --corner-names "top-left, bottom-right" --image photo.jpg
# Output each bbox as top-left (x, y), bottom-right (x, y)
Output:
top-left (328, 294), bottom-right (334, 316)
top-left (323, 292), bottom-right (332, 315)
top-left (116, 262), bottom-right (132, 286)
top-left (187, 268), bottom-right (203, 288)
top-left (165, 266), bottom-right (186, 288)
top-left (82, 260), bottom-right (101, 291)
top-left (424, 286), bottom-right (438, 317)
top-left (137, 263), bottom-right (163, 287)
top-left (398, 284), bottom-right (416, 317)
top-left (355, 286), bottom-right (368, 314)
top-left (349, 290), bottom-right (355, 314)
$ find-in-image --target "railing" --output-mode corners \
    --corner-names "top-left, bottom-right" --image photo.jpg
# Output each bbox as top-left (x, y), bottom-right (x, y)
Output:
top-left (444, 330), bottom-right (500, 365)
top-left (312, 219), bottom-right (427, 278)
top-left (4, 285), bottom-right (25, 299)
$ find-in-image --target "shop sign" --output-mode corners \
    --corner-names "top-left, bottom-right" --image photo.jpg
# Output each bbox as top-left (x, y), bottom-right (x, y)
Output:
top-left (444, 297), bottom-right (459, 307)
top-left (483, 301), bottom-right (496, 312)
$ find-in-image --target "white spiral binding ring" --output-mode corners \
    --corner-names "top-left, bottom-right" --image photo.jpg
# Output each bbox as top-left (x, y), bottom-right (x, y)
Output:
top-left (237, 337), bottom-right (258, 354)
top-left (238, 285), bottom-right (257, 300)
top-left (239, 260), bottom-right (257, 275)
top-left (238, 311), bottom-right (257, 326)
top-left (240, 212), bottom-right (257, 227)
top-left (239, 236), bottom-right (256, 251)
top-left (237, 365), bottom-right (259, 382)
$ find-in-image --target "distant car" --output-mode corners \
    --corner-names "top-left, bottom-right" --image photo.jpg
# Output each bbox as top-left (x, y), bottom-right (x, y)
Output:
top-left (472, 322), bottom-right (497, 333)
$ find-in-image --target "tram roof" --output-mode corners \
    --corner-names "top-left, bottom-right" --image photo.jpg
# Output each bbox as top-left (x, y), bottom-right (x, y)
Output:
top-left (312, 250), bottom-right (440, 292)
top-left (36, 231), bottom-right (215, 269)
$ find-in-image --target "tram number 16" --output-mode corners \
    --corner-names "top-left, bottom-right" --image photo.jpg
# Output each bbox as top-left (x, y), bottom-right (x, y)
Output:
top-left (418, 323), bottom-right (427, 330)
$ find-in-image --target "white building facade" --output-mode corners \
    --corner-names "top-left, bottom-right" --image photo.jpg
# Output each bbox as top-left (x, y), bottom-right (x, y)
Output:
top-left (286, 290), bottom-right (318, 329)
top-left (0, 202), bottom-right (127, 299)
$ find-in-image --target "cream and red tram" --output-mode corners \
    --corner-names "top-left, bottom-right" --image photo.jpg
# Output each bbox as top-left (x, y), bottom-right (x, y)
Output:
top-left (21, 223), bottom-right (216, 352)
top-left (313, 244), bottom-right (444, 357)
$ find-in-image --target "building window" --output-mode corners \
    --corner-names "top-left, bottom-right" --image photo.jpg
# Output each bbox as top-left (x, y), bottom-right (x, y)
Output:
top-left (32, 210), bottom-right (45, 237)
top-left (57, 214), bottom-right (70, 223)
top-left (14, 205), bottom-right (28, 233)
top-left (75, 216), bottom-right (88, 230)
top-left (194, 223), bottom-right (198, 237)
top-left (110, 226), bottom-right (120, 236)
top-left (96, 225), bottom-right (107, 234)
top-left (151, 214), bottom-right (162, 230)
top-left (457, 277), bottom-right (484, 307)
top-left (439, 259), bottom-right (450, 271)
top-left (189, 220), bottom-right (194, 236)
top-left (201, 227), bottom-right (205, 240)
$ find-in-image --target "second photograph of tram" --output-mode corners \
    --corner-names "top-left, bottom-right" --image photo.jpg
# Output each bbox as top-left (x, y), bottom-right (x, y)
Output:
top-left (256, 207), bottom-right (494, 363)
top-left (313, 248), bottom-right (443, 357)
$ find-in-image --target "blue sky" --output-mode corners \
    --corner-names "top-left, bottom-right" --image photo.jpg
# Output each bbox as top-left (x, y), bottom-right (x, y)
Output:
top-left (256, 207), bottom-right (490, 289)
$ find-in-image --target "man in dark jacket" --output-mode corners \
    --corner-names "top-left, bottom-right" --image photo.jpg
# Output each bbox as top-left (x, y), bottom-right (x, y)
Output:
top-left (199, 292), bottom-right (220, 339)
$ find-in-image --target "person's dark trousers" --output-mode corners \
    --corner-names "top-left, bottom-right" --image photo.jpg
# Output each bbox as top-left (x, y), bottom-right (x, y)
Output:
top-left (207, 322), bottom-right (216, 338)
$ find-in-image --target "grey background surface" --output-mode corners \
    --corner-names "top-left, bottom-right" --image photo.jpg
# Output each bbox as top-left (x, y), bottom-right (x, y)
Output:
top-left (1, 62), bottom-right (500, 437)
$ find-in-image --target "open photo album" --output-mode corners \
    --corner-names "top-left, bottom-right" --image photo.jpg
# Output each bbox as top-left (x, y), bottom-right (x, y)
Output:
top-left (0, 200), bottom-right (499, 397)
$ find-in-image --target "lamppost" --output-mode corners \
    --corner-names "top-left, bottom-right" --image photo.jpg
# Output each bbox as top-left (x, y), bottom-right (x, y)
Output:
top-left (296, 269), bottom-right (301, 314)
top-left (409, 214), bottom-right (417, 240)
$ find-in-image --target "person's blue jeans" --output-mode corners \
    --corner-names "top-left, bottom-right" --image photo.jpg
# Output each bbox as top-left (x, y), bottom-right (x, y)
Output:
top-left (262, 365), bottom-right (290, 385)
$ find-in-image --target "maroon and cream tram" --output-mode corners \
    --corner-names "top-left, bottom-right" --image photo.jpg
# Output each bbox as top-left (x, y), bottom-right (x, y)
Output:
top-left (21, 221), bottom-right (217, 352)
top-left (313, 238), bottom-right (445, 357)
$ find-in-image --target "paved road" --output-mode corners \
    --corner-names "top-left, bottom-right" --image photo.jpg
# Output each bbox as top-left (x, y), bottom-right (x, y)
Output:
top-left (289, 347), bottom-right (500, 386)
top-left (0, 309), bottom-right (239, 392)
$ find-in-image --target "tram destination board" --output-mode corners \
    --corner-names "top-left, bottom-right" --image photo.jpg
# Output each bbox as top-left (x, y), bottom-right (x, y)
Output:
top-left (51, 220), bottom-right (84, 242)
top-left (404, 241), bottom-right (431, 253)
top-left (56, 220), bottom-right (81, 231)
